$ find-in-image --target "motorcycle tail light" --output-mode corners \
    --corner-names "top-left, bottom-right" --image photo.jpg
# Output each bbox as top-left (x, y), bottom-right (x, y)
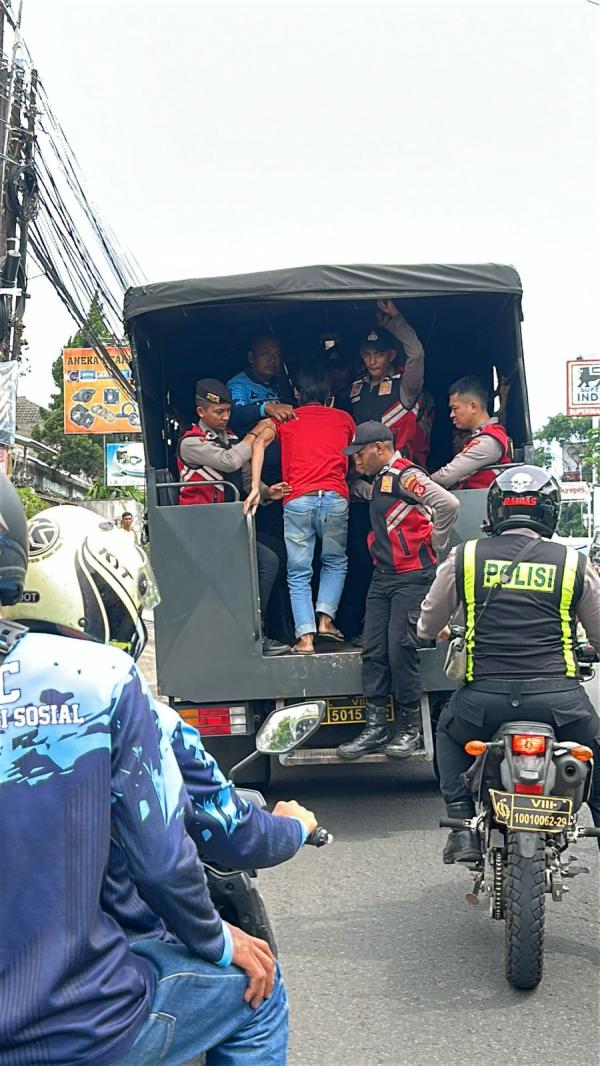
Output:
top-left (512, 734), bottom-right (546, 755)
top-left (514, 782), bottom-right (544, 795)
top-left (465, 740), bottom-right (487, 756)
top-left (571, 745), bottom-right (593, 762)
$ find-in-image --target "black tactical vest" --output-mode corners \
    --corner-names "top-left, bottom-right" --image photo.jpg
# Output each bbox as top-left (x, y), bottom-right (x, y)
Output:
top-left (455, 534), bottom-right (586, 681)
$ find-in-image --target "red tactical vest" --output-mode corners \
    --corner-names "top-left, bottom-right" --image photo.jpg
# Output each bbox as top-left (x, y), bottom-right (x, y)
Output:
top-left (177, 425), bottom-right (242, 505)
top-left (367, 455), bottom-right (436, 574)
top-left (349, 370), bottom-right (431, 464)
top-left (457, 422), bottom-right (512, 489)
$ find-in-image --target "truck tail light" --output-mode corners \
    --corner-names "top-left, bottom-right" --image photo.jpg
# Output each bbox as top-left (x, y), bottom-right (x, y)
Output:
top-left (512, 734), bottom-right (546, 755)
top-left (180, 705), bottom-right (247, 736)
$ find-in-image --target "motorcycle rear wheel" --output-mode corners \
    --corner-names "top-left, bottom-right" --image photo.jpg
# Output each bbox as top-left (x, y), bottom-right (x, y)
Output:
top-left (504, 830), bottom-right (545, 990)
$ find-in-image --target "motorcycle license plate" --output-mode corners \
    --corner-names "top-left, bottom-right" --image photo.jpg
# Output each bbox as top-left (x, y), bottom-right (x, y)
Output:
top-left (324, 696), bottom-right (394, 726)
top-left (489, 789), bottom-right (572, 833)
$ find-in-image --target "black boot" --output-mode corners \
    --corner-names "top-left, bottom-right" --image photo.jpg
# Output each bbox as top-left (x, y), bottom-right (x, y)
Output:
top-left (442, 802), bottom-right (482, 865)
top-left (385, 703), bottom-right (422, 759)
top-left (336, 704), bottom-right (391, 761)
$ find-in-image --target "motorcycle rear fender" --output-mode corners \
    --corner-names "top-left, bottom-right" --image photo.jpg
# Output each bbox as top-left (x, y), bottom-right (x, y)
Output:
top-left (512, 830), bottom-right (540, 859)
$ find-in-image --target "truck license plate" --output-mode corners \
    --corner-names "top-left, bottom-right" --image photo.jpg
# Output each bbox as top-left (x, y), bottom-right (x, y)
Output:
top-left (489, 789), bottom-right (572, 833)
top-left (324, 697), bottom-right (394, 726)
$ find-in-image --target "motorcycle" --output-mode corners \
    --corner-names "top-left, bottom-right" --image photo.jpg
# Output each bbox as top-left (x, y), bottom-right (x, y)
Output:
top-left (440, 642), bottom-right (600, 990)
top-left (202, 701), bottom-right (333, 955)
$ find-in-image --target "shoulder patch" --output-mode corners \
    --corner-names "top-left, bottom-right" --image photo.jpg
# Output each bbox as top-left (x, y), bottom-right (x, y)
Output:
top-left (401, 471), bottom-right (427, 497)
top-left (350, 379), bottom-right (364, 401)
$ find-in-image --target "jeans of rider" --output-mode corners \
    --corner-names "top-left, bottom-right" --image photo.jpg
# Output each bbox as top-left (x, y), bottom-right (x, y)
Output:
top-left (361, 569), bottom-right (434, 707)
top-left (436, 683), bottom-right (600, 828)
top-left (111, 939), bottom-right (288, 1066)
top-left (284, 492), bottom-right (349, 638)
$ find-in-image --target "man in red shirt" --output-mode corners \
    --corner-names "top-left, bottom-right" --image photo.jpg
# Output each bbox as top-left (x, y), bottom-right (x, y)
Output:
top-left (245, 364), bottom-right (355, 653)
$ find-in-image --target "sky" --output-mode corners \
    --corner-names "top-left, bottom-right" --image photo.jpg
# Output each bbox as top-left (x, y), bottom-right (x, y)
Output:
top-left (18, 0), bottom-right (600, 430)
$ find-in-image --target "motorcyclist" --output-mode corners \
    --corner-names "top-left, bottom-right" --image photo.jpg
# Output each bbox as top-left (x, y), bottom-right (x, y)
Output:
top-left (417, 466), bottom-right (600, 864)
top-left (8, 504), bottom-right (316, 938)
top-left (0, 488), bottom-right (313, 1066)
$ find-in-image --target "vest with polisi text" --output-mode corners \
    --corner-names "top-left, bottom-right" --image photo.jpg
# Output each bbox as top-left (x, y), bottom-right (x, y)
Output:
top-left (455, 534), bottom-right (586, 681)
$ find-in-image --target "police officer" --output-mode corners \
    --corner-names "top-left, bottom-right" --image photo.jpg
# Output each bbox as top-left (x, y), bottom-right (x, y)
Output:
top-left (417, 466), bottom-right (600, 864)
top-left (0, 477), bottom-right (291, 1065)
top-left (430, 375), bottom-right (511, 489)
top-left (336, 422), bottom-right (459, 760)
top-left (348, 300), bottom-right (432, 466)
top-left (177, 378), bottom-right (291, 655)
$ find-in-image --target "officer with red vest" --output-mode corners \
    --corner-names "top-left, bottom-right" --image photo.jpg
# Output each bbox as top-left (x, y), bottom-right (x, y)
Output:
top-left (336, 422), bottom-right (459, 761)
top-left (430, 375), bottom-right (511, 489)
top-left (347, 300), bottom-right (432, 467)
top-left (177, 378), bottom-right (291, 655)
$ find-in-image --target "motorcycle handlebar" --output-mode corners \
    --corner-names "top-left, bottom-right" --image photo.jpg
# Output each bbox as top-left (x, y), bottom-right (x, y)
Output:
top-left (581, 827), bottom-right (600, 838)
top-left (306, 826), bottom-right (334, 847)
top-left (439, 817), bottom-right (472, 830)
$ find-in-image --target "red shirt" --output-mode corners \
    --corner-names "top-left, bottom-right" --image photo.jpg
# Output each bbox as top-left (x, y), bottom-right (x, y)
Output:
top-left (277, 405), bottom-right (355, 505)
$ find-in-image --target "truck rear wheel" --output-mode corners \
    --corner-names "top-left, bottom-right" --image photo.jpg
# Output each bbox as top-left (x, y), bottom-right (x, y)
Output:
top-left (504, 831), bottom-right (545, 990)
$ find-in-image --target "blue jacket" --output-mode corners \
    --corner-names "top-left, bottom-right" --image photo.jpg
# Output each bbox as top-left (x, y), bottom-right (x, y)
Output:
top-left (102, 701), bottom-right (305, 943)
top-left (0, 633), bottom-right (301, 1066)
top-left (227, 370), bottom-right (293, 482)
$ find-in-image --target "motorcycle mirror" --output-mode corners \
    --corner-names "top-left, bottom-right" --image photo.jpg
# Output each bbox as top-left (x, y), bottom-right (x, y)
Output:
top-left (256, 701), bottom-right (325, 754)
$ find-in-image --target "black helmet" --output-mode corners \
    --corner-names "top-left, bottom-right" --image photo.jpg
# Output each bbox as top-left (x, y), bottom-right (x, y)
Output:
top-left (487, 465), bottom-right (561, 537)
top-left (0, 472), bottom-right (28, 604)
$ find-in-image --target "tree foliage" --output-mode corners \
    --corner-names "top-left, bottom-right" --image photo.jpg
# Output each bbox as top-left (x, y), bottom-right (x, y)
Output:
top-left (32, 293), bottom-right (112, 481)
top-left (532, 413), bottom-right (599, 538)
top-left (533, 414), bottom-right (600, 482)
top-left (16, 487), bottom-right (50, 519)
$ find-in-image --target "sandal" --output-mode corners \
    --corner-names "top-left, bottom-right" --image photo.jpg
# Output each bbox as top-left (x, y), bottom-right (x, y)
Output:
top-left (317, 628), bottom-right (345, 643)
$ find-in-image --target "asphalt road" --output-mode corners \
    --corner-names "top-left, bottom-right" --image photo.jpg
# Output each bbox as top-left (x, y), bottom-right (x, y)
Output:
top-left (141, 623), bottom-right (600, 1066)
top-left (261, 752), bottom-right (600, 1066)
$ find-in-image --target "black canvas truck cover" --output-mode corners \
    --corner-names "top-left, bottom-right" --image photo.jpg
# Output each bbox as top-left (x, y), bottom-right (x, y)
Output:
top-left (124, 263), bottom-right (530, 705)
top-left (124, 262), bottom-right (523, 319)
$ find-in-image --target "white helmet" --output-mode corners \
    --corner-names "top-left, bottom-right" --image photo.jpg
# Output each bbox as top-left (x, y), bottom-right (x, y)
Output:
top-left (4, 505), bottom-right (160, 660)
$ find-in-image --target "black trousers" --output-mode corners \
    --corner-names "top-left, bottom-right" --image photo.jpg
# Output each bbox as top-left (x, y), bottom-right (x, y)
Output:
top-left (361, 568), bottom-right (433, 708)
top-left (436, 682), bottom-right (600, 827)
top-left (256, 540), bottom-right (279, 628)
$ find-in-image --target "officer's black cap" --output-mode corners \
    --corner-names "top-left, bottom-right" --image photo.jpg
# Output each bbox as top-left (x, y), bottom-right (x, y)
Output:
top-left (195, 378), bottom-right (232, 406)
top-left (357, 327), bottom-right (394, 352)
top-left (343, 421), bottom-right (394, 455)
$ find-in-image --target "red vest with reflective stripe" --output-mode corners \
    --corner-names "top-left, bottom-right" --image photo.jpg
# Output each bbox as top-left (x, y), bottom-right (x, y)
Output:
top-left (368, 455), bottom-right (436, 574)
top-left (458, 422), bottom-right (512, 489)
top-left (349, 371), bottom-right (431, 464)
top-left (177, 425), bottom-right (241, 505)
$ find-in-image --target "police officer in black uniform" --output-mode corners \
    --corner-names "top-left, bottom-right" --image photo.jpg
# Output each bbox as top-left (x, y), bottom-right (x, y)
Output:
top-left (417, 466), bottom-right (600, 864)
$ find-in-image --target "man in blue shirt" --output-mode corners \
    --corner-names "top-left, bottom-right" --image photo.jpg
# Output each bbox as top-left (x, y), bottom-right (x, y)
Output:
top-left (0, 488), bottom-right (315, 1066)
top-left (227, 335), bottom-right (296, 486)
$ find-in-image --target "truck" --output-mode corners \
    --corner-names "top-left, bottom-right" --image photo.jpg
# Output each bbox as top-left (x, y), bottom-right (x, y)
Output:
top-left (124, 262), bottom-right (532, 784)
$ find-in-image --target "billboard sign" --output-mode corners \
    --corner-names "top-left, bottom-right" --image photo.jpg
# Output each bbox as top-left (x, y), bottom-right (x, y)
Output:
top-left (106, 440), bottom-right (146, 487)
top-left (566, 359), bottom-right (600, 417)
top-left (63, 347), bottom-right (141, 434)
top-left (558, 481), bottom-right (590, 504)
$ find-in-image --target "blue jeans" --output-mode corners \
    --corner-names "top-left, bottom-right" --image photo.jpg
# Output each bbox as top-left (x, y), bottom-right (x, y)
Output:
top-left (112, 939), bottom-right (288, 1066)
top-left (284, 492), bottom-right (349, 638)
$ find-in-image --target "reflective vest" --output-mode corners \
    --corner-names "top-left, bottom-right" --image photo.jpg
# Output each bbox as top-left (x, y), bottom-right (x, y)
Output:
top-left (177, 425), bottom-right (242, 505)
top-left (348, 370), bottom-right (431, 464)
top-left (368, 454), bottom-right (436, 575)
top-left (457, 422), bottom-right (512, 489)
top-left (455, 535), bottom-right (586, 681)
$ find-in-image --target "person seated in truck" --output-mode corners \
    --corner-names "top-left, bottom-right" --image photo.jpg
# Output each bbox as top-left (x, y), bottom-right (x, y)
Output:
top-left (177, 378), bottom-right (291, 656)
top-left (227, 334), bottom-right (296, 485)
top-left (347, 299), bottom-right (432, 466)
top-left (244, 363), bottom-right (355, 655)
top-left (430, 375), bottom-right (512, 489)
